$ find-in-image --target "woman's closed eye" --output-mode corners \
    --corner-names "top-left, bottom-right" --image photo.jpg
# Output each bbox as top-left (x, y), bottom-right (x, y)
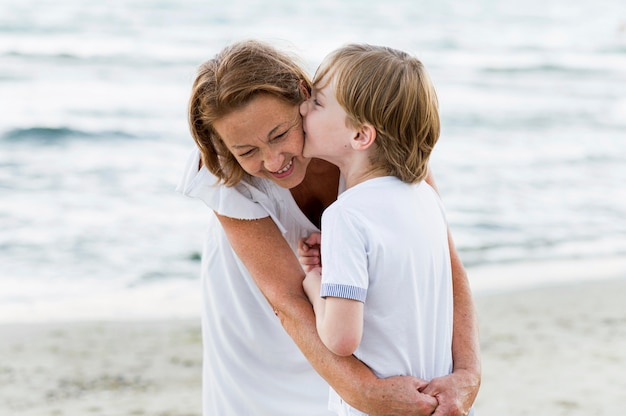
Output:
top-left (239, 148), bottom-right (258, 157)
top-left (270, 130), bottom-right (288, 143)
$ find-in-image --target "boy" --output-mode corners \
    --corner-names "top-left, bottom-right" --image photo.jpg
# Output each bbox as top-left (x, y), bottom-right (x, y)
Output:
top-left (300, 44), bottom-right (457, 416)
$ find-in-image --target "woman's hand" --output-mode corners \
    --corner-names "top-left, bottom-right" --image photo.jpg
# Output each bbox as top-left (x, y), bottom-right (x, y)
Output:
top-left (421, 370), bottom-right (479, 416)
top-left (363, 375), bottom-right (438, 416)
top-left (298, 232), bottom-right (322, 272)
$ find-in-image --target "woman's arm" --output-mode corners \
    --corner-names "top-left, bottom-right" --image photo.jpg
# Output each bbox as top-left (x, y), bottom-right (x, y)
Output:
top-left (216, 213), bottom-right (438, 416)
top-left (422, 231), bottom-right (481, 416)
top-left (423, 172), bottom-right (481, 416)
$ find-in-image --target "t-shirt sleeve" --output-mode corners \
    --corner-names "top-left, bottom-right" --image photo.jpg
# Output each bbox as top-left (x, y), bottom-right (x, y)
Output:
top-left (175, 148), bottom-right (270, 220)
top-left (319, 206), bottom-right (368, 302)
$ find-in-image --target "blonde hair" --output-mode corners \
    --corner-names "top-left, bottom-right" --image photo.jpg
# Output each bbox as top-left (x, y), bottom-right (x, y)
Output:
top-left (188, 40), bottom-right (311, 186)
top-left (314, 44), bottom-right (440, 184)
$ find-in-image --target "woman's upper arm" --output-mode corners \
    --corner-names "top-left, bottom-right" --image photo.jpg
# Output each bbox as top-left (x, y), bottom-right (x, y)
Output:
top-left (215, 213), bottom-right (305, 305)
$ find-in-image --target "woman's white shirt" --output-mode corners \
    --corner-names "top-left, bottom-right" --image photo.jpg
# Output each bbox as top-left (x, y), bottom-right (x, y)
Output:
top-left (177, 148), bottom-right (332, 415)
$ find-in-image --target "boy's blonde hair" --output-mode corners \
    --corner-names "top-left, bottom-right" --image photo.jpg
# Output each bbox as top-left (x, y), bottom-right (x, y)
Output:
top-left (188, 40), bottom-right (311, 186)
top-left (314, 44), bottom-right (440, 184)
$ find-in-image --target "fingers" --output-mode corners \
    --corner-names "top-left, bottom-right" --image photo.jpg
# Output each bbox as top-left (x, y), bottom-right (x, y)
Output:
top-left (298, 234), bottom-right (322, 272)
top-left (300, 262), bottom-right (318, 273)
top-left (421, 372), bottom-right (476, 416)
top-left (304, 231), bottom-right (322, 247)
top-left (298, 243), bottom-right (320, 258)
top-left (413, 377), bottom-right (431, 393)
top-left (419, 393), bottom-right (439, 415)
top-left (298, 248), bottom-right (320, 271)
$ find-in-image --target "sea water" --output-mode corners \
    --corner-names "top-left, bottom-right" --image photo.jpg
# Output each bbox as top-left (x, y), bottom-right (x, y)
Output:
top-left (1, 0), bottom-right (625, 321)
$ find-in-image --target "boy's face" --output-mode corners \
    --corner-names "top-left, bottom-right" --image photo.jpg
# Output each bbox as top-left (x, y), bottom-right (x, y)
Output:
top-left (300, 79), bottom-right (358, 166)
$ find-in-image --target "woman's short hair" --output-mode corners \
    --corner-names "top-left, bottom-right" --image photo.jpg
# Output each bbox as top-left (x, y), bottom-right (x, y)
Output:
top-left (314, 44), bottom-right (440, 184)
top-left (189, 40), bottom-right (311, 186)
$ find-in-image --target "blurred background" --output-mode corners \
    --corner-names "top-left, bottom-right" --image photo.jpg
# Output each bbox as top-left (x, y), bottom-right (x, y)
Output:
top-left (1, 0), bottom-right (625, 322)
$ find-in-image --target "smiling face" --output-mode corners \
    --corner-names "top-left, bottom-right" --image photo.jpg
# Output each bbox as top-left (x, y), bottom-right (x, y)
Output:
top-left (212, 94), bottom-right (311, 189)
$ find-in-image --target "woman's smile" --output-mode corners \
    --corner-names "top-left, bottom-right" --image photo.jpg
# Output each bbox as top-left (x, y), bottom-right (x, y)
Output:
top-left (272, 157), bottom-right (294, 178)
top-left (213, 94), bottom-right (310, 189)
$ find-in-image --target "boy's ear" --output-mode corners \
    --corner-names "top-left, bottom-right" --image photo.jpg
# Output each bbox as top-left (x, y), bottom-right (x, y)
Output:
top-left (351, 123), bottom-right (377, 150)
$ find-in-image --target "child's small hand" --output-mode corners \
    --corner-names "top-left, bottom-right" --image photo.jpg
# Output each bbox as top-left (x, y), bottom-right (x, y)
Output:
top-left (298, 232), bottom-right (322, 272)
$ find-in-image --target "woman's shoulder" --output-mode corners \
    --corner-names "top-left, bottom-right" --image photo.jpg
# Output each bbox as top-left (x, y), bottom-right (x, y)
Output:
top-left (176, 148), bottom-right (271, 220)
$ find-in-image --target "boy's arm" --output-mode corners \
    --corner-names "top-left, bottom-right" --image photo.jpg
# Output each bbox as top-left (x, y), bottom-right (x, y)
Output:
top-left (304, 269), bottom-right (364, 357)
top-left (302, 268), bottom-right (325, 329)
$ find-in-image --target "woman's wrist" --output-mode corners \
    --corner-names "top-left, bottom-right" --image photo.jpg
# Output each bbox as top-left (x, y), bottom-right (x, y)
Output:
top-left (356, 375), bottom-right (437, 416)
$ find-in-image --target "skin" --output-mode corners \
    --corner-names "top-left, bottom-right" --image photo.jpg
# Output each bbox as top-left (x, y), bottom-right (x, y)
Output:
top-left (213, 95), bottom-right (310, 190)
top-left (211, 93), bottom-right (480, 415)
top-left (300, 81), bottom-right (385, 189)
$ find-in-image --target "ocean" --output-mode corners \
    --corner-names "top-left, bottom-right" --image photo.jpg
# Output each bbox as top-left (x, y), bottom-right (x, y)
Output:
top-left (1, 0), bottom-right (625, 322)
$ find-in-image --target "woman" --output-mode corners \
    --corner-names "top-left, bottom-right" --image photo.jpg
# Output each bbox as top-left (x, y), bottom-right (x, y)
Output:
top-left (178, 39), bottom-right (480, 415)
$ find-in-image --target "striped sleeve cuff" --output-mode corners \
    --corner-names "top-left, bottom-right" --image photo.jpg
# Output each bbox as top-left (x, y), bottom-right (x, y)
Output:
top-left (320, 283), bottom-right (367, 302)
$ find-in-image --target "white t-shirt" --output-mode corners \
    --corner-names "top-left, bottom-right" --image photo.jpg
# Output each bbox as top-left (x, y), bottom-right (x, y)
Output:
top-left (319, 176), bottom-right (454, 416)
top-left (177, 149), bottom-right (332, 415)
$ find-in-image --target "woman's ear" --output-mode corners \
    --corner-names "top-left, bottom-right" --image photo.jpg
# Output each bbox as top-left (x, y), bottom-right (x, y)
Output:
top-left (351, 123), bottom-right (377, 150)
top-left (299, 79), bottom-right (311, 99)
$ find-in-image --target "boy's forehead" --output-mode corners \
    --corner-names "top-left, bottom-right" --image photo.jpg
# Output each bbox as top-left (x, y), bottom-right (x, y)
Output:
top-left (313, 86), bottom-right (327, 96)
top-left (313, 75), bottom-right (335, 93)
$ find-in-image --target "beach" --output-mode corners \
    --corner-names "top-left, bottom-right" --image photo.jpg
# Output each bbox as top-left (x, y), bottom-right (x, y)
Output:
top-left (0, 320), bottom-right (203, 416)
top-left (474, 277), bottom-right (626, 415)
top-left (2, 276), bottom-right (624, 416)
top-left (2, 1), bottom-right (625, 415)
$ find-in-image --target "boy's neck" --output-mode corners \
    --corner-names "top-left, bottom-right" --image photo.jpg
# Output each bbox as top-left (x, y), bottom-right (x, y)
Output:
top-left (339, 152), bottom-right (387, 189)
top-left (343, 169), bottom-right (387, 189)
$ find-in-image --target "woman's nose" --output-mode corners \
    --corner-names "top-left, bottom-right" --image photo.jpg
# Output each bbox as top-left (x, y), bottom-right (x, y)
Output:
top-left (264, 149), bottom-right (285, 172)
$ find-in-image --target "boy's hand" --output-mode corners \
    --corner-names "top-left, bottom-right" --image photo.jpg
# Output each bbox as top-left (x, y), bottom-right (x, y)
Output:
top-left (298, 232), bottom-right (322, 272)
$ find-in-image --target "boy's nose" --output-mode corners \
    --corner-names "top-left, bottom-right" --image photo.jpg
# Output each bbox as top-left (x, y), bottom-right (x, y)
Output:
top-left (299, 100), bottom-right (309, 117)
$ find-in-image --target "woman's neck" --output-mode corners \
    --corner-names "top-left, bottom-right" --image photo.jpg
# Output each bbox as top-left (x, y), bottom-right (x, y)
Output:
top-left (290, 158), bottom-right (340, 228)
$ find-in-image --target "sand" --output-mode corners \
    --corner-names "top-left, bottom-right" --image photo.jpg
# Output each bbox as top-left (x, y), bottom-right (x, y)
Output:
top-left (0, 320), bottom-right (203, 416)
top-left (2, 278), bottom-right (625, 416)
top-left (474, 278), bottom-right (626, 415)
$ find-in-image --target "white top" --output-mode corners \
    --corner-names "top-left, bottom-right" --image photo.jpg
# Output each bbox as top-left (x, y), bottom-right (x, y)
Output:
top-left (320, 176), bottom-right (454, 415)
top-left (177, 148), bottom-right (332, 415)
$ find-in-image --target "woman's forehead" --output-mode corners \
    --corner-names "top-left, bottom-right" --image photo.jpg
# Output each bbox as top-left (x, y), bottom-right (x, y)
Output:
top-left (214, 95), bottom-right (299, 146)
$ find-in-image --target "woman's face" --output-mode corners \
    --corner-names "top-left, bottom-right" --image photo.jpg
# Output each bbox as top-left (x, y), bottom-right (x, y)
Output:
top-left (213, 94), bottom-right (311, 189)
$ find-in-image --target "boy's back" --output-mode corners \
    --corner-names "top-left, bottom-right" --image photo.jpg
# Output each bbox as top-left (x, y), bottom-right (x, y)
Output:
top-left (320, 176), bottom-right (453, 381)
